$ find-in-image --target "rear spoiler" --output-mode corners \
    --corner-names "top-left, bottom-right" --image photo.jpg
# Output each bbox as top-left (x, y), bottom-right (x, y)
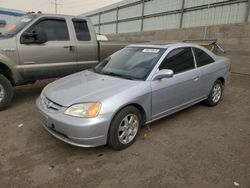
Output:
top-left (183, 39), bottom-right (225, 55)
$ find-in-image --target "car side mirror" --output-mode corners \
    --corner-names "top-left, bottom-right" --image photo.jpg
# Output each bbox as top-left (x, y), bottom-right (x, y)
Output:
top-left (21, 29), bottom-right (48, 44)
top-left (153, 69), bottom-right (174, 80)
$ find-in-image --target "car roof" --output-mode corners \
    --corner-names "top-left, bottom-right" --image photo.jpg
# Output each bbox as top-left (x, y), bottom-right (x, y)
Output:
top-left (128, 42), bottom-right (202, 49)
top-left (127, 42), bottom-right (218, 60)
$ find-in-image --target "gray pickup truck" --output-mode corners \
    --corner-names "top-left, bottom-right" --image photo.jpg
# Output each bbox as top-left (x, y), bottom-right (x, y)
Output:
top-left (0, 13), bottom-right (126, 110)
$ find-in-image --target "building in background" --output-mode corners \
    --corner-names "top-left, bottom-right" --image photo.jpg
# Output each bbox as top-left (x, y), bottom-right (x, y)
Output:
top-left (81, 0), bottom-right (250, 34)
top-left (0, 8), bottom-right (25, 27)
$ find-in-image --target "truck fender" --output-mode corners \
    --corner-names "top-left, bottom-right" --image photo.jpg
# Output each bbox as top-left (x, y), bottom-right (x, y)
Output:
top-left (0, 54), bottom-right (20, 84)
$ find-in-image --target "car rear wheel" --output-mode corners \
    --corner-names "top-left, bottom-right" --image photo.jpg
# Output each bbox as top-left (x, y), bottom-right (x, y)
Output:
top-left (108, 106), bottom-right (141, 150)
top-left (0, 74), bottom-right (13, 111)
top-left (204, 80), bottom-right (223, 106)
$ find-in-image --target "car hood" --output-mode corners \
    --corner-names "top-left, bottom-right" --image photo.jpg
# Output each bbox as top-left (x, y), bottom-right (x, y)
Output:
top-left (44, 70), bottom-right (142, 107)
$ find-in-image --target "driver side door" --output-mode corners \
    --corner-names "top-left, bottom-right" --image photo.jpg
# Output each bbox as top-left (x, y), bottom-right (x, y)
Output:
top-left (17, 17), bottom-right (77, 80)
top-left (151, 47), bottom-right (201, 120)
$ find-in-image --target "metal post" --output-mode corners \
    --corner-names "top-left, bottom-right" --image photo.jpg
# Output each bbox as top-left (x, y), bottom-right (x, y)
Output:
top-left (98, 12), bottom-right (101, 34)
top-left (141, 0), bottom-right (145, 31)
top-left (53, 0), bottom-right (61, 14)
top-left (179, 0), bottom-right (185, 28)
top-left (55, 0), bottom-right (57, 14)
top-left (245, 0), bottom-right (250, 22)
top-left (116, 7), bottom-right (119, 33)
top-left (203, 4), bottom-right (210, 40)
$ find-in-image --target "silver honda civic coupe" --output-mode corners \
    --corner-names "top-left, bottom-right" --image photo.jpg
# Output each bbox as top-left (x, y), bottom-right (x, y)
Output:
top-left (36, 43), bottom-right (231, 150)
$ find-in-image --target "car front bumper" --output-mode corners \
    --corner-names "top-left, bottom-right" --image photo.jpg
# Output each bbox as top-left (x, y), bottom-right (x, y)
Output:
top-left (36, 97), bottom-right (111, 147)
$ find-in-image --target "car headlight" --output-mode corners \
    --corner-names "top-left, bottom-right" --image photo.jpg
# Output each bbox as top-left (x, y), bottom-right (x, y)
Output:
top-left (64, 103), bottom-right (101, 118)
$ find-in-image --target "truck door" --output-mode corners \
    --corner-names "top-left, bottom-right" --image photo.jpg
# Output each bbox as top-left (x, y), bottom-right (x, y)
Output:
top-left (17, 17), bottom-right (77, 80)
top-left (71, 18), bottom-right (99, 70)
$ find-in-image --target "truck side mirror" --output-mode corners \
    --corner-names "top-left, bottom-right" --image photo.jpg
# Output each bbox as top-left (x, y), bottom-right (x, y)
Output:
top-left (21, 29), bottom-right (48, 44)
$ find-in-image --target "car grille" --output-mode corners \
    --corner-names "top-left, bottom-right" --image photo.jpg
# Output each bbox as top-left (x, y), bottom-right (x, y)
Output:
top-left (42, 97), bottom-right (62, 111)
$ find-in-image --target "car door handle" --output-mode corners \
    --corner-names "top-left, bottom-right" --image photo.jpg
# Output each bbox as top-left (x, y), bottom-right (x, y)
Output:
top-left (193, 76), bottom-right (199, 81)
top-left (63, 45), bottom-right (75, 51)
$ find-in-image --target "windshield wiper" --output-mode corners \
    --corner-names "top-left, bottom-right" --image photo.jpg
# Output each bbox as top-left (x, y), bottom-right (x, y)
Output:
top-left (91, 67), bottom-right (102, 74)
top-left (91, 68), bottom-right (138, 80)
top-left (101, 71), bottom-right (136, 80)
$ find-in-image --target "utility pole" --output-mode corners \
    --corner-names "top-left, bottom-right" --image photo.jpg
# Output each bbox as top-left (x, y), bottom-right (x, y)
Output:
top-left (53, 0), bottom-right (61, 14)
top-left (180, 0), bottom-right (185, 28)
top-left (245, 0), bottom-right (250, 22)
top-left (55, 0), bottom-right (57, 14)
top-left (203, 3), bottom-right (211, 40)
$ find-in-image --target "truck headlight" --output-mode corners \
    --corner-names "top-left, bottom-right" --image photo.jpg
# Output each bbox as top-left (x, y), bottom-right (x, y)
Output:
top-left (64, 103), bottom-right (101, 118)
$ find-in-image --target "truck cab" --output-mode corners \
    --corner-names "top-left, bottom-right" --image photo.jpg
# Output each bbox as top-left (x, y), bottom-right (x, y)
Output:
top-left (0, 13), bottom-right (125, 110)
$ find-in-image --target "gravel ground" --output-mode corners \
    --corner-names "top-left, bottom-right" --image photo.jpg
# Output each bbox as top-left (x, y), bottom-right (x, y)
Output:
top-left (0, 74), bottom-right (249, 188)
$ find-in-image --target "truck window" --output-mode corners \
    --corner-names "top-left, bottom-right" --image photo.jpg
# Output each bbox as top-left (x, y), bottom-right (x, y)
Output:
top-left (32, 19), bottom-right (69, 41)
top-left (72, 19), bottom-right (91, 41)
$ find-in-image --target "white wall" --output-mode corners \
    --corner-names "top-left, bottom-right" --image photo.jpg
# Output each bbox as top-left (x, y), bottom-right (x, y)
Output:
top-left (143, 14), bottom-right (181, 31)
top-left (100, 23), bottom-right (116, 34)
top-left (182, 2), bottom-right (248, 27)
top-left (84, 0), bottom-right (249, 34)
top-left (118, 20), bottom-right (141, 33)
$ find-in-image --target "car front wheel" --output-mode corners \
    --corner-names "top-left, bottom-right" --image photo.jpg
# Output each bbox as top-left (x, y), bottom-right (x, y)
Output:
top-left (108, 106), bottom-right (141, 150)
top-left (205, 80), bottom-right (223, 106)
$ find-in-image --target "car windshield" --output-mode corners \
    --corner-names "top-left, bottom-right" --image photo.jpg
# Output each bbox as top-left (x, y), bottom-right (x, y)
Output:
top-left (93, 47), bottom-right (165, 80)
top-left (0, 15), bottom-right (37, 37)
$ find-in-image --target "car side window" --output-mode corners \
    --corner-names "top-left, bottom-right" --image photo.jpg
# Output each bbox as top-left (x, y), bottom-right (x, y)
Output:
top-left (31, 19), bottom-right (69, 41)
top-left (72, 19), bottom-right (91, 41)
top-left (159, 47), bottom-right (195, 74)
top-left (193, 48), bottom-right (214, 67)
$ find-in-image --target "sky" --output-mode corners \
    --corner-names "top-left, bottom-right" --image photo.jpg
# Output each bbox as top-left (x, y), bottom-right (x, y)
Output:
top-left (0, 0), bottom-right (123, 15)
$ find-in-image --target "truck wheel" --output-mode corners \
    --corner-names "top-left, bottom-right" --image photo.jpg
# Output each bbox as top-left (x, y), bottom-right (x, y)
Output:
top-left (108, 106), bottom-right (141, 150)
top-left (204, 80), bottom-right (223, 107)
top-left (0, 74), bottom-right (13, 110)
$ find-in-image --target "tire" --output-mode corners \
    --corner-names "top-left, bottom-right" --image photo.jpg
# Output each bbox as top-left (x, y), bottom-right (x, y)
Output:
top-left (108, 106), bottom-right (142, 150)
top-left (204, 80), bottom-right (223, 107)
top-left (0, 74), bottom-right (13, 111)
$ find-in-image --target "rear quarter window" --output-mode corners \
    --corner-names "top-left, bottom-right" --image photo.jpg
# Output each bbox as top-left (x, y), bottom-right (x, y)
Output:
top-left (193, 48), bottom-right (214, 67)
top-left (72, 19), bottom-right (91, 41)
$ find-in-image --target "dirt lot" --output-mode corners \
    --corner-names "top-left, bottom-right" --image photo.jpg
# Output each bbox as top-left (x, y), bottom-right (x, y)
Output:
top-left (0, 73), bottom-right (249, 188)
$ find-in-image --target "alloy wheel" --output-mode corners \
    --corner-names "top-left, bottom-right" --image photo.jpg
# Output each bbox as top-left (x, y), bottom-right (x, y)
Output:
top-left (118, 114), bottom-right (139, 144)
top-left (212, 83), bottom-right (222, 103)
